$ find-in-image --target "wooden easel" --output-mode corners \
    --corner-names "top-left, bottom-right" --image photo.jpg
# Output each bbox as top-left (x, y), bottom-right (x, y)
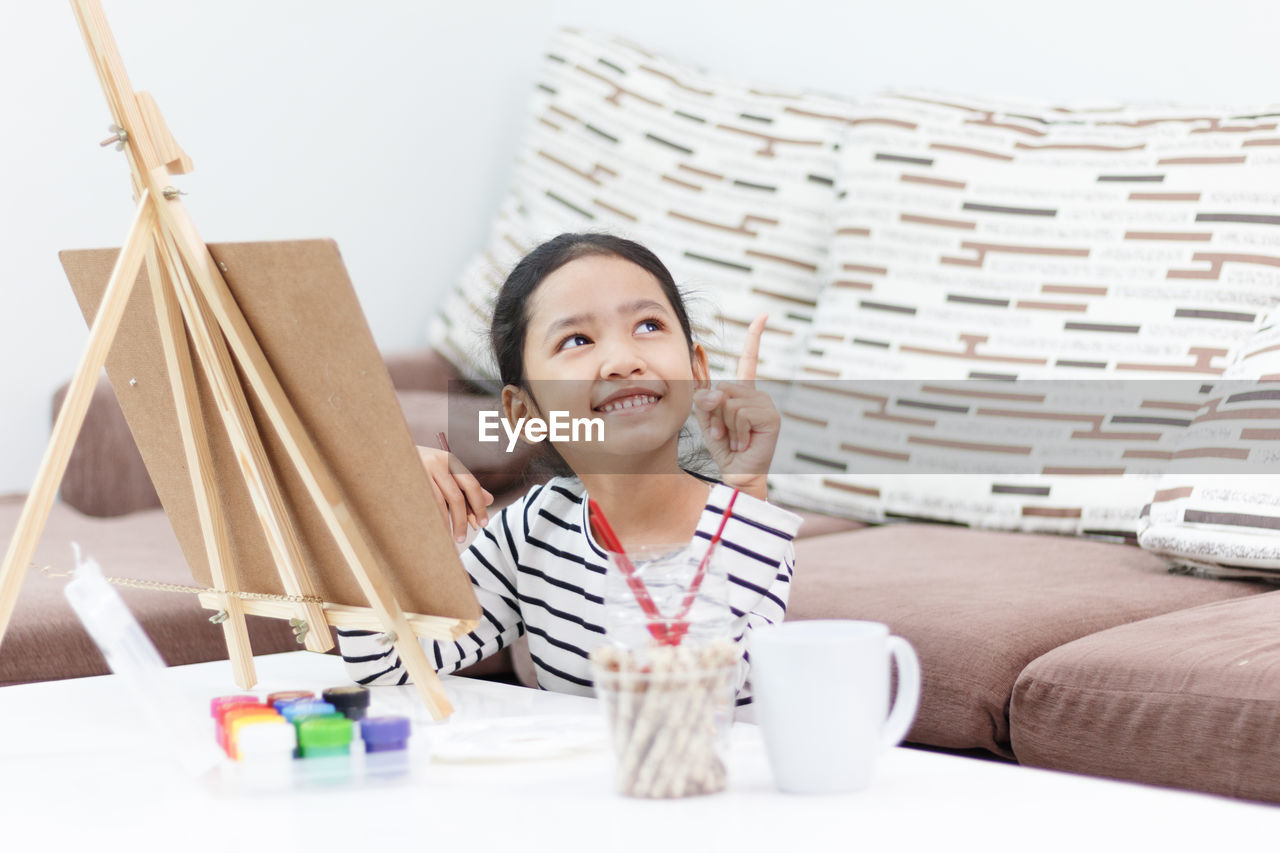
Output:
top-left (0, 0), bottom-right (472, 719)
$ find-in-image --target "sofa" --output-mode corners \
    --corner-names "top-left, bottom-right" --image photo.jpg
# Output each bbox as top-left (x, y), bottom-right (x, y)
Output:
top-left (2, 346), bottom-right (1278, 807)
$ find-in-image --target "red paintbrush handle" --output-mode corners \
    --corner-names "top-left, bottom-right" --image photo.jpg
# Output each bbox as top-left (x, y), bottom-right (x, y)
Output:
top-left (588, 500), bottom-right (672, 644)
top-left (669, 489), bottom-right (740, 644)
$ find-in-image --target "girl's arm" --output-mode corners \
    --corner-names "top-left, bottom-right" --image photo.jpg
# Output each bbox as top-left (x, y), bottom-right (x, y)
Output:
top-left (335, 503), bottom-right (526, 685)
top-left (697, 483), bottom-right (801, 707)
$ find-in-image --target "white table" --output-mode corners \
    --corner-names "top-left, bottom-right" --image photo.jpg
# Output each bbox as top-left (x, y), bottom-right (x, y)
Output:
top-left (0, 651), bottom-right (1273, 852)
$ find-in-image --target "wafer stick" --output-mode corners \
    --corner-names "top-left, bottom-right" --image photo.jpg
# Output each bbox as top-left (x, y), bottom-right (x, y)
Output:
top-left (626, 649), bottom-right (669, 794)
top-left (665, 646), bottom-right (713, 794)
top-left (646, 646), bottom-right (690, 796)
top-left (683, 644), bottom-right (732, 794)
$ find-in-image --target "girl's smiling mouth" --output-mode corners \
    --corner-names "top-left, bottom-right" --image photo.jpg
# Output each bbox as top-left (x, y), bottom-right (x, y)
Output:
top-left (593, 389), bottom-right (663, 414)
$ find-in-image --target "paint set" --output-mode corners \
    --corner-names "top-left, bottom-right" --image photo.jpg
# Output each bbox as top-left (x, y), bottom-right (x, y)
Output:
top-left (211, 685), bottom-right (414, 790)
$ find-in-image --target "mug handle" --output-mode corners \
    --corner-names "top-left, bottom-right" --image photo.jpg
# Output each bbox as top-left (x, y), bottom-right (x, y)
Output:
top-left (882, 635), bottom-right (921, 749)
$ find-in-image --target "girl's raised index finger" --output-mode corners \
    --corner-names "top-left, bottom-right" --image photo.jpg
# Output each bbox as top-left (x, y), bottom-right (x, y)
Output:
top-left (736, 314), bottom-right (768, 382)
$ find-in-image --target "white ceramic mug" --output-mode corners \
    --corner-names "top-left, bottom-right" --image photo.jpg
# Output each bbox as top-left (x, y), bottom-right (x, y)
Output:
top-left (748, 620), bottom-right (921, 794)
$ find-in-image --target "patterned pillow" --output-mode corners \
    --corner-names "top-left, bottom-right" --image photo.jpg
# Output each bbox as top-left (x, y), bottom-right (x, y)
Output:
top-left (767, 377), bottom-right (1199, 539)
top-left (428, 27), bottom-right (850, 384)
top-left (1138, 315), bottom-right (1280, 578)
top-left (770, 90), bottom-right (1280, 535)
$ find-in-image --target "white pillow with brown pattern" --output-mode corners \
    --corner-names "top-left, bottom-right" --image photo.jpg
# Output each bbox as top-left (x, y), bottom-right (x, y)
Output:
top-left (428, 26), bottom-right (853, 384)
top-left (1138, 315), bottom-right (1280, 579)
top-left (771, 90), bottom-right (1280, 537)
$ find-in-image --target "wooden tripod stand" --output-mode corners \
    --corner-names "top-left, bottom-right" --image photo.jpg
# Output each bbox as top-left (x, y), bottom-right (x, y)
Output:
top-left (0, 0), bottom-right (475, 719)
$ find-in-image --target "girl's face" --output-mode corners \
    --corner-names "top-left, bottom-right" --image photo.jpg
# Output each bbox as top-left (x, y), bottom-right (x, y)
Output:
top-left (505, 254), bottom-right (708, 469)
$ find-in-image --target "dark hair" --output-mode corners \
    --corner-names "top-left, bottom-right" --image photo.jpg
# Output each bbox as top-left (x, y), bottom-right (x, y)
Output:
top-left (489, 232), bottom-right (703, 480)
top-left (490, 232), bottom-right (695, 389)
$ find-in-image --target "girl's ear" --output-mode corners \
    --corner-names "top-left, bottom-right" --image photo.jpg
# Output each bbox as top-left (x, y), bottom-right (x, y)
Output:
top-left (501, 384), bottom-right (541, 441)
top-left (691, 343), bottom-right (711, 389)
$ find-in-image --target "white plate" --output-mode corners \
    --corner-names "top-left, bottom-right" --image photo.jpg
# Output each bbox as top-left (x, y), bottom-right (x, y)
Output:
top-left (428, 715), bottom-right (607, 762)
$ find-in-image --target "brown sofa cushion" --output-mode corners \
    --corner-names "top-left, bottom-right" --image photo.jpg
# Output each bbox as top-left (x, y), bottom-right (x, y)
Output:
top-left (789, 524), bottom-right (1265, 757)
top-left (1010, 591), bottom-right (1280, 804)
top-left (792, 509), bottom-right (865, 540)
top-left (54, 380), bottom-right (160, 518)
top-left (383, 347), bottom-right (471, 393)
top-left (0, 496), bottom-right (299, 686)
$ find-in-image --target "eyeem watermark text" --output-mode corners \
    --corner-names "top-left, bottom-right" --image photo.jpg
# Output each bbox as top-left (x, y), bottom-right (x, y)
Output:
top-left (478, 411), bottom-right (604, 452)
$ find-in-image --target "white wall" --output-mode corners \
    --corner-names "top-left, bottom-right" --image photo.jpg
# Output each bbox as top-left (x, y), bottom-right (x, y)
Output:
top-left (1, 0), bottom-right (1276, 496)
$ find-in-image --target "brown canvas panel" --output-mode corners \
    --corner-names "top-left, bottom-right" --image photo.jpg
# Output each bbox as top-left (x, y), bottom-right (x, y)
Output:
top-left (60, 240), bottom-right (480, 623)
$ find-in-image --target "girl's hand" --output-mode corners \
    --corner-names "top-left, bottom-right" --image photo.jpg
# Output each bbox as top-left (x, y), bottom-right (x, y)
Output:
top-left (691, 314), bottom-right (779, 501)
top-left (417, 446), bottom-right (494, 543)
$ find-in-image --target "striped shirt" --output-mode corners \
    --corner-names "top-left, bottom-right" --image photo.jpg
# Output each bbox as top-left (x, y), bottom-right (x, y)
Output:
top-left (336, 477), bottom-right (801, 707)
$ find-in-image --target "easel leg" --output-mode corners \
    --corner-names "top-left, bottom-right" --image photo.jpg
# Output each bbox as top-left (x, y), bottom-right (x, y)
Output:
top-left (388, 634), bottom-right (457, 719)
top-left (146, 235), bottom-right (258, 689)
top-left (155, 222), bottom-right (333, 655)
top-left (0, 197), bottom-right (155, 649)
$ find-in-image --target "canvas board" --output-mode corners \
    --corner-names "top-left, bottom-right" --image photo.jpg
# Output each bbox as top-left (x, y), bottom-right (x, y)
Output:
top-left (60, 239), bottom-right (481, 624)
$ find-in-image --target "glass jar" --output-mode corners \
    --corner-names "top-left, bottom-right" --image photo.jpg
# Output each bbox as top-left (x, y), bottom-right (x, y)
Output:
top-left (600, 541), bottom-right (732, 653)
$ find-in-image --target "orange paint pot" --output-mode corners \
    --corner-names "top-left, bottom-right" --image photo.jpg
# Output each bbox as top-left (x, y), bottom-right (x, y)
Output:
top-left (217, 704), bottom-right (274, 756)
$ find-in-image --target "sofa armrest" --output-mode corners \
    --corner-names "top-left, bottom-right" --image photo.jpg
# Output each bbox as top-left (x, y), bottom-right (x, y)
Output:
top-left (53, 378), bottom-right (160, 518)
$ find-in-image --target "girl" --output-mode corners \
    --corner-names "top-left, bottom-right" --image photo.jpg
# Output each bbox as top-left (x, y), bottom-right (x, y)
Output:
top-left (337, 233), bottom-right (801, 710)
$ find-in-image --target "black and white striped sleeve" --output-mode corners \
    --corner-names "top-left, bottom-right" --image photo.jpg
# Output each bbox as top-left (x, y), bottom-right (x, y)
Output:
top-left (695, 484), bottom-right (802, 705)
top-left (335, 502), bottom-right (527, 686)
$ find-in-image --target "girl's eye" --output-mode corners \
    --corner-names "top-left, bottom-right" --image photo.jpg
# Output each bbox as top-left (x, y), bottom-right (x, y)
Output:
top-left (558, 333), bottom-right (591, 351)
top-left (635, 318), bottom-right (663, 334)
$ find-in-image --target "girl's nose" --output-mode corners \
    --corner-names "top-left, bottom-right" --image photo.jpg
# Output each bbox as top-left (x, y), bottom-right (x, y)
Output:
top-left (599, 343), bottom-right (646, 378)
